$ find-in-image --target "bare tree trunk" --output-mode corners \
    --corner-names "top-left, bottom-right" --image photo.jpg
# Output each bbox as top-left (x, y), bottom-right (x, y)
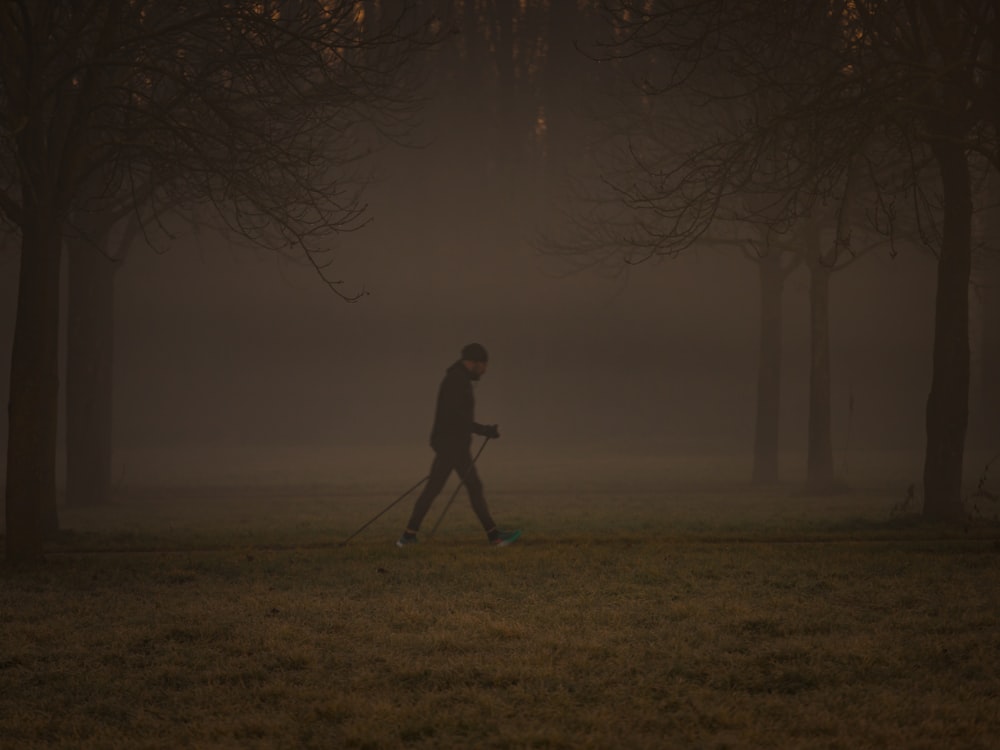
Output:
top-left (806, 259), bottom-right (836, 491)
top-left (5, 220), bottom-right (62, 562)
top-left (65, 235), bottom-right (116, 508)
top-left (923, 139), bottom-right (972, 521)
top-left (542, 0), bottom-right (582, 185)
top-left (752, 252), bottom-right (784, 483)
top-left (492, 0), bottom-right (517, 179)
top-left (976, 188), bottom-right (1000, 449)
top-left (983, 254), bottom-right (1000, 448)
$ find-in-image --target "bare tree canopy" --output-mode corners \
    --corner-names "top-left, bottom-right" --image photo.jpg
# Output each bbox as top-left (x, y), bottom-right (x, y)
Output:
top-left (0, 0), bottom-right (436, 561)
top-left (565, 0), bottom-right (996, 251)
top-left (556, 0), bottom-right (997, 515)
top-left (1, 0), bottom-right (433, 285)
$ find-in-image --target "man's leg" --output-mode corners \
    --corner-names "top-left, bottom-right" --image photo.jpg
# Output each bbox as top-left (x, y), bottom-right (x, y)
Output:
top-left (404, 452), bottom-right (453, 533)
top-left (453, 451), bottom-right (497, 532)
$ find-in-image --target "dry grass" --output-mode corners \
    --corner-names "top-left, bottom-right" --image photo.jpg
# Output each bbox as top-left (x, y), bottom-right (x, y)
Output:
top-left (3, 479), bottom-right (1000, 749)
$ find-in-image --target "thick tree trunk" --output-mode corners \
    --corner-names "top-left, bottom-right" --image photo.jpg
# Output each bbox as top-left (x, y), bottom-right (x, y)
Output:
top-left (806, 261), bottom-right (835, 491)
top-left (752, 252), bottom-right (784, 484)
top-left (923, 141), bottom-right (972, 521)
top-left (5, 221), bottom-right (63, 562)
top-left (66, 238), bottom-right (116, 508)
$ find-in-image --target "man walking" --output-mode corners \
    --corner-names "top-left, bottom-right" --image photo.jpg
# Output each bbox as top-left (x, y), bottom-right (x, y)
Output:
top-left (397, 343), bottom-right (521, 547)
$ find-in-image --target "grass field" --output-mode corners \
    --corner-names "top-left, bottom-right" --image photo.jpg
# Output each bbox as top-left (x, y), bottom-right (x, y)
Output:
top-left (3, 459), bottom-right (1000, 748)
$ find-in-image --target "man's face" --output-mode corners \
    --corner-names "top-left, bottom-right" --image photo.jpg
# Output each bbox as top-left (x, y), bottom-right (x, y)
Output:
top-left (464, 360), bottom-right (488, 379)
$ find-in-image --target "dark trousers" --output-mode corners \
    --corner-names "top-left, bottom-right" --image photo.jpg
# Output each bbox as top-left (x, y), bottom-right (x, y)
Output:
top-left (405, 447), bottom-right (496, 533)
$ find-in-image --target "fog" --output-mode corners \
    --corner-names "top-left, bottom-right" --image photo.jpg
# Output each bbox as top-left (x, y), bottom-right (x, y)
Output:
top-left (0, 107), bottom-right (942, 494)
top-left (91, 155), bottom-right (952, 485)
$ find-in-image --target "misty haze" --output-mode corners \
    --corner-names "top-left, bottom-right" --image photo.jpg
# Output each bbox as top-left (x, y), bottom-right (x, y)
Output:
top-left (0, 133), bottom-right (944, 491)
top-left (3, 2), bottom-right (1000, 748)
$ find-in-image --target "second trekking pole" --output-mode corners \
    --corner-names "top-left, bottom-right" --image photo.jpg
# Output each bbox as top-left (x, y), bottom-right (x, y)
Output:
top-left (339, 474), bottom-right (429, 547)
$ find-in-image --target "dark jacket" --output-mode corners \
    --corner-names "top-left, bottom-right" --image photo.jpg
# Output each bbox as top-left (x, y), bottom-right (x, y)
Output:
top-left (430, 360), bottom-right (489, 452)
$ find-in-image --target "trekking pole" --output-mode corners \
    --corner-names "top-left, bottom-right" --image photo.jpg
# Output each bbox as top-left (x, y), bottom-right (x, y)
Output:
top-left (427, 437), bottom-right (490, 539)
top-left (339, 475), bottom-right (429, 547)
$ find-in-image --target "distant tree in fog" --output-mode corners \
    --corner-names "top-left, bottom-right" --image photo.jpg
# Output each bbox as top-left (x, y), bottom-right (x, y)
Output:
top-left (972, 180), bottom-right (1000, 448)
top-left (545, 7), bottom-right (878, 491)
top-left (746, 240), bottom-right (799, 484)
top-left (0, 0), bottom-right (434, 562)
top-left (981, 258), bottom-right (1000, 445)
top-left (63, 189), bottom-right (147, 512)
top-left (429, 0), bottom-right (605, 214)
top-left (563, 0), bottom-right (998, 516)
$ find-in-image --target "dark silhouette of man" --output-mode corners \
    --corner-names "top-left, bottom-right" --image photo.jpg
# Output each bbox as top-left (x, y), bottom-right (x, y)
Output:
top-left (397, 343), bottom-right (521, 547)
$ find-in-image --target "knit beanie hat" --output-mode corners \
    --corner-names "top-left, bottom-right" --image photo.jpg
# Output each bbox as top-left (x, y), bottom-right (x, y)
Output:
top-left (461, 342), bottom-right (489, 362)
